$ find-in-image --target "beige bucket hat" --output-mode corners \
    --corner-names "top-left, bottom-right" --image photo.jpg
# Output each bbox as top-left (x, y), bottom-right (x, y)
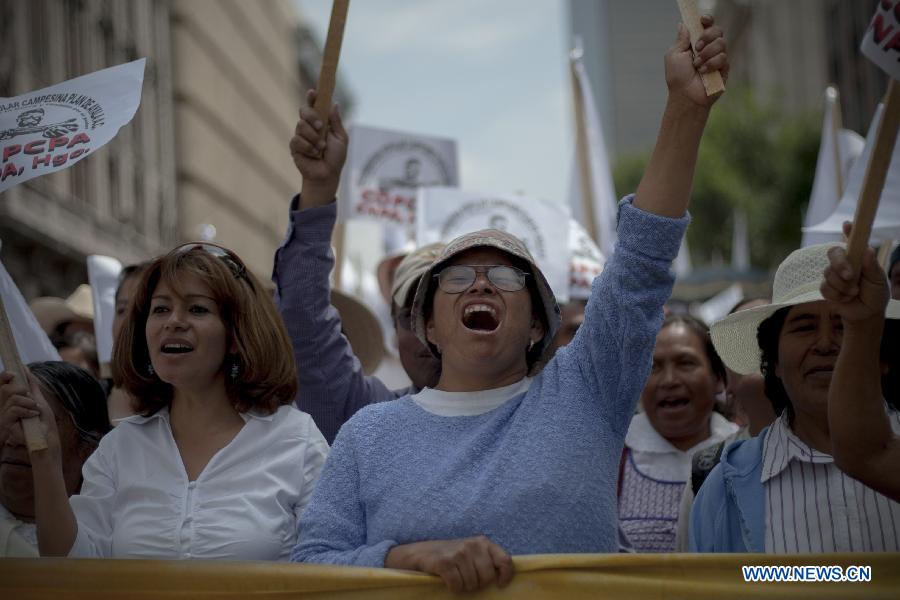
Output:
top-left (710, 242), bottom-right (900, 375)
top-left (411, 229), bottom-right (561, 362)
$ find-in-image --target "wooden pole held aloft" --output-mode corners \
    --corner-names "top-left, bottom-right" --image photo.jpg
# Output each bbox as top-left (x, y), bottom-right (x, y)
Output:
top-left (846, 79), bottom-right (900, 269)
top-left (676, 0), bottom-right (726, 97)
top-left (313, 0), bottom-right (350, 126)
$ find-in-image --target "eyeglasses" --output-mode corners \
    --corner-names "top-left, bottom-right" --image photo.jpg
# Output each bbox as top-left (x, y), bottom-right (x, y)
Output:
top-left (434, 265), bottom-right (529, 294)
top-left (170, 242), bottom-right (249, 284)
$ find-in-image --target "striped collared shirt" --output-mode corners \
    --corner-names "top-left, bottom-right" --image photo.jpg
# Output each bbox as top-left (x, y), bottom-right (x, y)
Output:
top-left (762, 412), bottom-right (900, 553)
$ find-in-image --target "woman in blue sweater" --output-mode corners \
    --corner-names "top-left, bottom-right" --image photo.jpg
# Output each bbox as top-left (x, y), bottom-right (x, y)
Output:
top-left (290, 18), bottom-right (728, 593)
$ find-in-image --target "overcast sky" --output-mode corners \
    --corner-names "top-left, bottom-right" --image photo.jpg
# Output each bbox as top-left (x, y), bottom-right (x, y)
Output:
top-left (295, 0), bottom-right (573, 204)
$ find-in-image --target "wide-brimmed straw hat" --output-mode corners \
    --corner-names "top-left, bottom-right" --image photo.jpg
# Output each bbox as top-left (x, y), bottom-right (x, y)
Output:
top-left (29, 284), bottom-right (94, 334)
top-left (411, 229), bottom-right (561, 362)
top-left (331, 289), bottom-right (385, 375)
top-left (710, 242), bottom-right (900, 375)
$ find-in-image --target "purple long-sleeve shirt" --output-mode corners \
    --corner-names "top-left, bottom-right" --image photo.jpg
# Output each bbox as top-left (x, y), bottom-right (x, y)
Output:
top-left (272, 198), bottom-right (412, 444)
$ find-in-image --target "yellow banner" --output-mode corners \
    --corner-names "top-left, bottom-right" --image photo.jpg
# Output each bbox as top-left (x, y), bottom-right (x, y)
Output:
top-left (2, 553), bottom-right (899, 599)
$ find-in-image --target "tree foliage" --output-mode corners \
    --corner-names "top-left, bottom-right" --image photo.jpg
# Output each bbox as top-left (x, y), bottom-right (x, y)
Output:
top-left (613, 89), bottom-right (821, 270)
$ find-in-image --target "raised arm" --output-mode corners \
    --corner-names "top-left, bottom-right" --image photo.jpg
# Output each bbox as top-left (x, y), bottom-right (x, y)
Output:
top-left (274, 90), bottom-right (396, 443)
top-left (550, 18), bottom-right (727, 434)
top-left (821, 238), bottom-right (900, 502)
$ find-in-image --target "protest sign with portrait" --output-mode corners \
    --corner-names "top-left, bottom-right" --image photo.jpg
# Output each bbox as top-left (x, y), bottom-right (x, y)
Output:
top-left (339, 124), bottom-right (458, 228)
top-left (416, 186), bottom-right (570, 301)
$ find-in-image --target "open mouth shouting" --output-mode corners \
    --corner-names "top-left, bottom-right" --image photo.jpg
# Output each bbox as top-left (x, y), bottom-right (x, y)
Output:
top-left (160, 339), bottom-right (194, 354)
top-left (462, 303), bottom-right (500, 333)
top-left (657, 395), bottom-right (691, 411)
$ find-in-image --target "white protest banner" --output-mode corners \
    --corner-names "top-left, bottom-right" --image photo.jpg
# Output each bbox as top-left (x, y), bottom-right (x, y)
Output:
top-left (802, 87), bottom-right (866, 247)
top-left (339, 124), bottom-right (458, 228)
top-left (569, 45), bottom-right (618, 257)
top-left (0, 59), bottom-right (145, 193)
top-left (805, 104), bottom-right (900, 241)
top-left (695, 283), bottom-right (743, 326)
top-left (862, 2), bottom-right (900, 81)
top-left (0, 248), bottom-right (61, 372)
top-left (568, 219), bottom-right (605, 301)
top-left (416, 187), bottom-right (570, 302)
top-left (87, 255), bottom-right (123, 374)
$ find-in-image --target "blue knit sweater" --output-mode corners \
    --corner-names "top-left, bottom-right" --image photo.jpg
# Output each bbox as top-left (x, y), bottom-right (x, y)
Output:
top-left (291, 197), bottom-right (688, 566)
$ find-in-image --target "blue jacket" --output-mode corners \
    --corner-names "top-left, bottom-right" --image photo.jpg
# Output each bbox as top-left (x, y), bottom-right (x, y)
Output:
top-left (689, 427), bottom-right (770, 552)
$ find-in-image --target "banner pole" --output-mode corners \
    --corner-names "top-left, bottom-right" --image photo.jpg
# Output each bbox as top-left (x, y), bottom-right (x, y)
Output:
top-left (676, 0), bottom-right (726, 97)
top-left (312, 0), bottom-right (350, 287)
top-left (570, 54), bottom-right (599, 244)
top-left (846, 79), bottom-right (900, 269)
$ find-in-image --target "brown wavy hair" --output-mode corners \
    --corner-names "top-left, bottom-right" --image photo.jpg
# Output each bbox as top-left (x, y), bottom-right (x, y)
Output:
top-left (112, 246), bottom-right (297, 415)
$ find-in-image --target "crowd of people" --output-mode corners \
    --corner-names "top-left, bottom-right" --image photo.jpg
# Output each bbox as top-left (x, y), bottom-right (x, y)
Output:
top-left (2, 16), bottom-right (900, 594)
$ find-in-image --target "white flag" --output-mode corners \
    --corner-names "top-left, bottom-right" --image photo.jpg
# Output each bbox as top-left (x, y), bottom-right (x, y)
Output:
top-left (802, 87), bottom-right (866, 246)
top-left (695, 283), bottom-right (743, 326)
top-left (87, 255), bottom-right (123, 368)
top-left (0, 59), bottom-right (145, 193)
top-left (416, 187), bottom-right (570, 302)
top-left (804, 104), bottom-right (900, 241)
top-left (0, 248), bottom-right (61, 371)
top-left (569, 48), bottom-right (618, 258)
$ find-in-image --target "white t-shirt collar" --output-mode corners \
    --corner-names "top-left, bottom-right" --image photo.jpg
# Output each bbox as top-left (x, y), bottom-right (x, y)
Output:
top-left (412, 378), bottom-right (533, 417)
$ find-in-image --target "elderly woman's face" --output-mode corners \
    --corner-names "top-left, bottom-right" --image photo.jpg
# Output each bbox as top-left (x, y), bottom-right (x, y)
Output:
top-left (775, 301), bottom-right (841, 420)
top-left (0, 388), bottom-right (87, 519)
top-left (640, 323), bottom-right (721, 448)
top-left (146, 274), bottom-right (232, 391)
top-left (426, 248), bottom-right (543, 373)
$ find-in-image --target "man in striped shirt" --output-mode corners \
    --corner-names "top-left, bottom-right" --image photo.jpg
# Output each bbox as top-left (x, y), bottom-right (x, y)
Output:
top-left (690, 243), bottom-right (900, 552)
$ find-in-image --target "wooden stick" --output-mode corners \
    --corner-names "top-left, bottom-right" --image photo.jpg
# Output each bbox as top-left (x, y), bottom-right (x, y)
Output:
top-left (676, 0), bottom-right (726, 97)
top-left (313, 0), bottom-right (350, 125)
top-left (570, 55), bottom-right (599, 244)
top-left (0, 295), bottom-right (47, 452)
top-left (846, 79), bottom-right (900, 269)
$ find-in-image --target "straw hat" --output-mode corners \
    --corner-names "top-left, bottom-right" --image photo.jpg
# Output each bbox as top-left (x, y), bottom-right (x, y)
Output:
top-left (411, 229), bottom-right (561, 362)
top-left (710, 243), bottom-right (900, 375)
top-left (331, 289), bottom-right (385, 375)
top-left (29, 284), bottom-right (94, 334)
top-left (390, 243), bottom-right (445, 308)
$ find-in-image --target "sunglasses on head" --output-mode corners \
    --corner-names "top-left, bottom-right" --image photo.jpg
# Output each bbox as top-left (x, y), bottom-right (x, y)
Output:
top-left (170, 242), bottom-right (249, 285)
top-left (435, 265), bottom-right (529, 294)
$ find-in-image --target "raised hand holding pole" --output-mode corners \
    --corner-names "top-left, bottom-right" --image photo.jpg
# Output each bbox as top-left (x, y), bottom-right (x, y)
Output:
top-left (0, 294), bottom-right (48, 452)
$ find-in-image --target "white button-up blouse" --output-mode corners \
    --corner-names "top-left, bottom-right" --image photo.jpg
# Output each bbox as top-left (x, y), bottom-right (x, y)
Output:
top-left (68, 404), bottom-right (328, 560)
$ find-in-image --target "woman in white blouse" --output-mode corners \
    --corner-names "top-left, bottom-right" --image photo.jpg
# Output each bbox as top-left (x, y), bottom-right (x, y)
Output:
top-left (2, 243), bottom-right (328, 560)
